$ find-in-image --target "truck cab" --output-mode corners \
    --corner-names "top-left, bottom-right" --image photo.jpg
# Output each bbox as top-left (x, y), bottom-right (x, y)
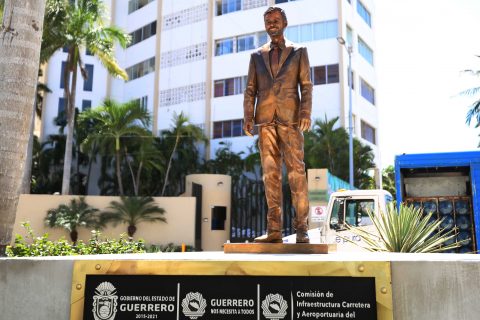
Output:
top-left (284, 189), bottom-right (393, 251)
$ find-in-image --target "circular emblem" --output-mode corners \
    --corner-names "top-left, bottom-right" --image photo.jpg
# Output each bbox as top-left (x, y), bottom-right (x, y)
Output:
top-left (181, 292), bottom-right (207, 319)
top-left (261, 293), bottom-right (288, 320)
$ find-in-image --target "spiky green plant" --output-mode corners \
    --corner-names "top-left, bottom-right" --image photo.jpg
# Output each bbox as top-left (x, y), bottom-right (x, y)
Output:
top-left (101, 197), bottom-right (166, 237)
top-left (45, 197), bottom-right (101, 243)
top-left (344, 202), bottom-right (463, 253)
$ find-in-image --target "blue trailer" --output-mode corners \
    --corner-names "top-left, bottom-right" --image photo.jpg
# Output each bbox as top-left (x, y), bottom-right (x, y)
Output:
top-left (395, 151), bottom-right (480, 253)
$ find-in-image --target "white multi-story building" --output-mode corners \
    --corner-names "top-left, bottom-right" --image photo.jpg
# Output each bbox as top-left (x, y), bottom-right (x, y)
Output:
top-left (41, 0), bottom-right (380, 166)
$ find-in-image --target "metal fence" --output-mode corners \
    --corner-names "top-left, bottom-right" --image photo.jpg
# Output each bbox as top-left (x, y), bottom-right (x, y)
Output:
top-left (230, 175), bottom-right (296, 242)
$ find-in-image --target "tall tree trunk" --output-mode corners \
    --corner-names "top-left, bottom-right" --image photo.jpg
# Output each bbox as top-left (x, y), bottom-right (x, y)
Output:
top-left (0, 0), bottom-right (46, 255)
top-left (115, 137), bottom-right (124, 195)
top-left (161, 135), bottom-right (180, 196)
top-left (61, 50), bottom-right (78, 195)
top-left (21, 94), bottom-right (37, 194)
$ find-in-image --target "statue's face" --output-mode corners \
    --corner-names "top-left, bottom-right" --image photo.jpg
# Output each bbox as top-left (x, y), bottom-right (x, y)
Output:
top-left (264, 11), bottom-right (287, 38)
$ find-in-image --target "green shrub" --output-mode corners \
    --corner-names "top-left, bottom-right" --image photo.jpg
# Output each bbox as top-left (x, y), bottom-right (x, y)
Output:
top-left (6, 222), bottom-right (146, 257)
top-left (147, 243), bottom-right (196, 253)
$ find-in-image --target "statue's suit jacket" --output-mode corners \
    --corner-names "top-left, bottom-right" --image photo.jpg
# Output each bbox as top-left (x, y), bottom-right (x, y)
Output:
top-left (243, 39), bottom-right (313, 126)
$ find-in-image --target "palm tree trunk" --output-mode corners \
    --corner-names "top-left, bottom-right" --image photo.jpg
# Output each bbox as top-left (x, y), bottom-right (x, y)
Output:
top-left (0, 0), bottom-right (46, 255)
top-left (61, 50), bottom-right (78, 195)
top-left (124, 146), bottom-right (137, 196)
top-left (115, 137), bottom-right (124, 195)
top-left (85, 144), bottom-right (96, 195)
top-left (161, 135), bottom-right (180, 196)
top-left (21, 93), bottom-right (37, 194)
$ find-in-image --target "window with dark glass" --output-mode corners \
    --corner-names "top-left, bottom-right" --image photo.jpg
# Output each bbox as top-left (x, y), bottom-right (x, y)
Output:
top-left (311, 64), bottom-right (339, 85)
top-left (312, 66), bottom-right (326, 85)
top-left (361, 120), bottom-right (376, 144)
top-left (212, 119), bottom-right (247, 138)
top-left (86, 48), bottom-right (93, 56)
top-left (82, 100), bottom-right (92, 111)
top-left (224, 78), bottom-right (235, 96)
top-left (56, 97), bottom-right (67, 126)
top-left (128, 0), bottom-right (155, 14)
top-left (60, 61), bottom-right (67, 89)
top-left (214, 81), bottom-right (225, 97)
top-left (360, 78), bottom-right (375, 105)
top-left (214, 76), bottom-right (247, 97)
top-left (232, 119), bottom-right (242, 136)
top-left (83, 64), bottom-right (94, 91)
top-left (213, 122), bottom-right (223, 139)
top-left (327, 64), bottom-right (339, 83)
top-left (223, 121), bottom-right (232, 137)
top-left (128, 21), bottom-right (157, 47)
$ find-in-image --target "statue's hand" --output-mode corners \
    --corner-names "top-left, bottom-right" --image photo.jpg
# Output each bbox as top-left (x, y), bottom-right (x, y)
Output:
top-left (299, 118), bottom-right (311, 132)
top-left (243, 120), bottom-right (254, 137)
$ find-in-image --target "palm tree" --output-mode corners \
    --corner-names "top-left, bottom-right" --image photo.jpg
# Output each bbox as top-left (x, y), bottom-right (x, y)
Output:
top-left (0, 0), bottom-right (46, 256)
top-left (101, 196), bottom-right (166, 237)
top-left (41, 0), bottom-right (130, 195)
top-left (304, 115), bottom-right (376, 189)
top-left (80, 99), bottom-right (151, 195)
top-left (460, 56), bottom-right (480, 133)
top-left (161, 112), bottom-right (208, 196)
top-left (381, 165), bottom-right (396, 199)
top-left (45, 197), bottom-right (101, 243)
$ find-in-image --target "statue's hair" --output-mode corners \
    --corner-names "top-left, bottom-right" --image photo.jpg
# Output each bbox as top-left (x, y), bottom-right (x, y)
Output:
top-left (263, 7), bottom-right (288, 24)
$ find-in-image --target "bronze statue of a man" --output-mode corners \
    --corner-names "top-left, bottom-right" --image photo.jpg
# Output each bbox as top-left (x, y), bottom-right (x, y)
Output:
top-left (243, 7), bottom-right (313, 243)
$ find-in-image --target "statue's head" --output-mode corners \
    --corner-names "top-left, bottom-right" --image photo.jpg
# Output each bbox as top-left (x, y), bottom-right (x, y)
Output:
top-left (263, 7), bottom-right (288, 38)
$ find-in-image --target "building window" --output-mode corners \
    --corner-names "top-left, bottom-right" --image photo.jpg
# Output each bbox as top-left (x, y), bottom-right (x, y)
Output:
top-left (346, 25), bottom-right (353, 46)
top-left (357, 1), bottom-right (372, 27)
top-left (128, 21), bottom-right (157, 47)
top-left (215, 38), bottom-right (234, 56)
top-left (56, 97), bottom-right (67, 126)
top-left (361, 120), bottom-right (376, 144)
top-left (214, 76), bottom-right (247, 97)
top-left (358, 37), bottom-right (373, 65)
top-left (128, 0), bottom-right (155, 14)
top-left (215, 0), bottom-right (267, 16)
top-left (62, 46), bottom-right (69, 53)
top-left (82, 100), bottom-right (92, 111)
top-left (83, 64), bottom-right (94, 91)
top-left (286, 20), bottom-right (338, 43)
top-left (60, 61), bottom-right (66, 89)
top-left (311, 64), bottom-right (339, 85)
top-left (133, 96), bottom-right (148, 109)
top-left (237, 35), bottom-right (255, 52)
top-left (215, 32), bottom-right (268, 56)
top-left (86, 48), bottom-right (93, 56)
top-left (213, 119), bottom-right (247, 139)
top-left (126, 57), bottom-right (155, 81)
top-left (360, 78), bottom-right (375, 105)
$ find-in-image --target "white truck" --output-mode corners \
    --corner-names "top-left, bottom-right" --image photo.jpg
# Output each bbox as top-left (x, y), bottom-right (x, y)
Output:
top-left (284, 189), bottom-right (393, 251)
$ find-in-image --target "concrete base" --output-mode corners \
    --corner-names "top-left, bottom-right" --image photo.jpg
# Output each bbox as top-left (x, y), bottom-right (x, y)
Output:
top-left (1, 252), bottom-right (480, 320)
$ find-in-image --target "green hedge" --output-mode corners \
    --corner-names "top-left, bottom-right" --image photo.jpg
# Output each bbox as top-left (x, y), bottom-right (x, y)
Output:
top-left (7, 222), bottom-right (147, 257)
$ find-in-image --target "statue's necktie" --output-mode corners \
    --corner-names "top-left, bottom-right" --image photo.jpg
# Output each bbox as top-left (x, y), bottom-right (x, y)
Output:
top-left (271, 47), bottom-right (280, 77)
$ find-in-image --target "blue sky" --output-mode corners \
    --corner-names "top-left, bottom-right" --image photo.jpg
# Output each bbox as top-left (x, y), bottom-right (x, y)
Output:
top-left (375, 0), bottom-right (480, 167)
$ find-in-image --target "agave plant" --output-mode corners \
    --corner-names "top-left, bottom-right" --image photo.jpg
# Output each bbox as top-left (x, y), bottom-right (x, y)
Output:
top-left (101, 197), bottom-right (166, 237)
top-left (344, 202), bottom-right (462, 253)
top-left (45, 197), bottom-right (101, 243)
